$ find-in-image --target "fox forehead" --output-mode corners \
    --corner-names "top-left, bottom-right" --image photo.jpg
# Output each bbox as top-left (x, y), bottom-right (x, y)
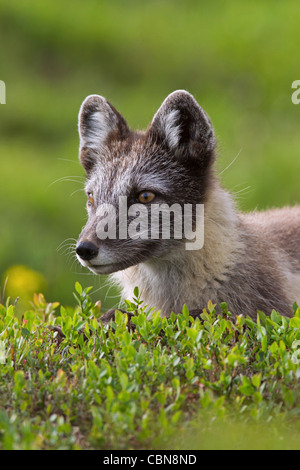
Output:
top-left (83, 137), bottom-right (179, 202)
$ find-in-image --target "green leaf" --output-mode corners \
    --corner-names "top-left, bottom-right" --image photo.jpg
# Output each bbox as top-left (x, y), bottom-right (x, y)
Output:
top-left (289, 316), bottom-right (300, 328)
top-left (257, 310), bottom-right (267, 326)
top-left (207, 300), bottom-right (216, 314)
top-left (270, 341), bottom-right (278, 354)
top-left (220, 302), bottom-right (228, 312)
top-left (171, 411), bottom-right (182, 425)
top-left (106, 385), bottom-right (114, 402)
top-left (182, 304), bottom-right (189, 318)
top-left (279, 340), bottom-right (286, 352)
top-left (261, 334), bottom-right (267, 353)
top-left (120, 373), bottom-right (128, 390)
top-left (74, 320), bottom-right (86, 332)
top-left (75, 282), bottom-right (83, 295)
top-left (14, 370), bottom-right (25, 390)
top-left (63, 316), bottom-right (72, 332)
top-left (270, 309), bottom-right (282, 324)
top-left (252, 374), bottom-right (261, 389)
top-left (186, 328), bottom-right (198, 342)
top-left (21, 328), bottom-right (30, 338)
top-left (253, 391), bottom-right (262, 403)
top-left (239, 376), bottom-right (254, 396)
top-left (293, 302), bottom-right (299, 314)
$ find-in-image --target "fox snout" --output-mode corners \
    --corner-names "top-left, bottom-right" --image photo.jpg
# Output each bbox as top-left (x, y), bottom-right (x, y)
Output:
top-left (76, 241), bottom-right (98, 261)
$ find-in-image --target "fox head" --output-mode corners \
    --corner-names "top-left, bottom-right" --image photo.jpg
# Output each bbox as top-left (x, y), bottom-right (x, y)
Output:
top-left (76, 90), bottom-right (216, 275)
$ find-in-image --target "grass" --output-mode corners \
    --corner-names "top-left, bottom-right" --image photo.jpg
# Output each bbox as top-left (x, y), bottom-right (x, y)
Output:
top-left (1, 282), bottom-right (300, 450)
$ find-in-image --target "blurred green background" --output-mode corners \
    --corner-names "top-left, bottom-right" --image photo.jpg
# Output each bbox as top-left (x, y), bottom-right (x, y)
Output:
top-left (1, 0), bottom-right (300, 310)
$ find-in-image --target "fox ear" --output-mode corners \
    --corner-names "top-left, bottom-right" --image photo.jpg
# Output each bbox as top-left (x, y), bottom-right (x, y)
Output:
top-left (78, 94), bottom-right (129, 173)
top-left (148, 90), bottom-right (215, 163)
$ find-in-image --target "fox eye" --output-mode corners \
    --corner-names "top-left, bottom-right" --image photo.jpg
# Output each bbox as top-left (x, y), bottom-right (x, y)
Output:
top-left (87, 193), bottom-right (94, 206)
top-left (138, 191), bottom-right (156, 203)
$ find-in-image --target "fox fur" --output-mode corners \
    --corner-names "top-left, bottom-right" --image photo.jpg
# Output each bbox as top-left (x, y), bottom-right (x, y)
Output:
top-left (76, 90), bottom-right (300, 319)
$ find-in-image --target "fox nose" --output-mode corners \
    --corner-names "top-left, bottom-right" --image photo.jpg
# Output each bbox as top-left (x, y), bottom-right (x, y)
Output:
top-left (76, 241), bottom-right (98, 261)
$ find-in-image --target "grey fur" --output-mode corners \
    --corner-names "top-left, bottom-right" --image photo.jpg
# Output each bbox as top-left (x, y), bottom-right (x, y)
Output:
top-left (76, 90), bottom-right (300, 319)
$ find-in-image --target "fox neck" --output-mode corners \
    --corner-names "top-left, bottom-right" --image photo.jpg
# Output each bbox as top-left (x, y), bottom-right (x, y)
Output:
top-left (112, 179), bottom-right (241, 315)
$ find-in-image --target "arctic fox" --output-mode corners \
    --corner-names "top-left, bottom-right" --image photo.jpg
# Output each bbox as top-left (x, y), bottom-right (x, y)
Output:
top-left (76, 90), bottom-right (300, 320)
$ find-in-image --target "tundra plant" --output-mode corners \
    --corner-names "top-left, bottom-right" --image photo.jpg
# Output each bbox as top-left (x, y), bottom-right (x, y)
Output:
top-left (1, 284), bottom-right (300, 449)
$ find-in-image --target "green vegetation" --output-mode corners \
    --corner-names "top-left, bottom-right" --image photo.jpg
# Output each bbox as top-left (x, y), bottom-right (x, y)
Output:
top-left (1, 283), bottom-right (300, 450)
top-left (1, 0), bottom-right (300, 307)
top-left (1, 1), bottom-right (300, 451)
